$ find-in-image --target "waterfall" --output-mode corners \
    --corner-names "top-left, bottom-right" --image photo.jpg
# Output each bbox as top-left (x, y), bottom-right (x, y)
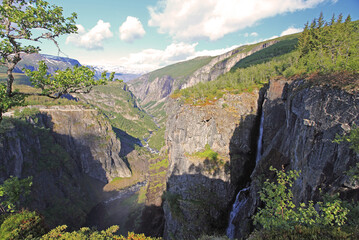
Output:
top-left (226, 108), bottom-right (265, 239)
top-left (226, 187), bottom-right (250, 239)
top-left (255, 110), bottom-right (264, 163)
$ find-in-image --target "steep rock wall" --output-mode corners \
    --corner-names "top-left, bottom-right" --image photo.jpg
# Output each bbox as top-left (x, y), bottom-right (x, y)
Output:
top-left (163, 91), bottom-right (262, 239)
top-left (181, 41), bottom-right (276, 89)
top-left (231, 79), bottom-right (359, 239)
top-left (0, 105), bottom-right (131, 228)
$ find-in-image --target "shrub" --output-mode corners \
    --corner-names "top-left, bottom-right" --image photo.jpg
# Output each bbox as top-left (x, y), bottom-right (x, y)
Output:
top-left (253, 166), bottom-right (349, 230)
top-left (0, 210), bottom-right (46, 240)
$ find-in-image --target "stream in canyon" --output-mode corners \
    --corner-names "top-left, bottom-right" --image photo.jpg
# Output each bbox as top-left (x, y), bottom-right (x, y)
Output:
top-left (86, 181), bottom-right (147, 235)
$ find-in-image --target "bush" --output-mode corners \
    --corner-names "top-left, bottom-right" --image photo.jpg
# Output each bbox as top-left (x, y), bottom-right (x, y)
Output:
top-left (253, 166), bottom-right (349, 230)
top-left (248, 225), bottom-right (358, 240)
top-left (0, 210), bottom-right (46, 240)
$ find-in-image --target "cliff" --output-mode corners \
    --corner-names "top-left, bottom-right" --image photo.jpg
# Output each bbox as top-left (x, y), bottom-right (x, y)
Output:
top-left (0, 105), bottom-right (131, 228)
top-left (163, 90), bottom-right (263, 239)
top-left (230, 78), bottom-right (359, 239)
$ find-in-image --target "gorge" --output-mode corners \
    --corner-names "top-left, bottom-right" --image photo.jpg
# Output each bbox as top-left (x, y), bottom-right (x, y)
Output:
top-left (0, 16), bottom-right (359, 240)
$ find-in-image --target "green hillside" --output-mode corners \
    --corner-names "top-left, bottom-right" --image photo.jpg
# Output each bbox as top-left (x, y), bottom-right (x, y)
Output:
top-left (76, 81), bottom-right (158, 143)
top-left (148, 56), bottom-right (213, 83)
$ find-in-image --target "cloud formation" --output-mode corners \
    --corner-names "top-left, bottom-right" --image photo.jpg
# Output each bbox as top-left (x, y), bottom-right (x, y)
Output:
top-left (119, 42), bottom-right (198, 72)
top-left (280, 26), bottom-right (303, 36)
top-left (244, 32), bottom-right (259, 37)
top-left (66, 20), bottom-right (113, 50)
top-left (148, 0), bottom-right (329, 41)
top-left (119, 16), bottom-right (146, 43)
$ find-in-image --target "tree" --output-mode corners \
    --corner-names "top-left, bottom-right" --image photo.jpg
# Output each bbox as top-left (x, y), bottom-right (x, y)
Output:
top-left (0, 176), bottom-right (32, 213)
top-left (0, 0), bottom-right (112, 121)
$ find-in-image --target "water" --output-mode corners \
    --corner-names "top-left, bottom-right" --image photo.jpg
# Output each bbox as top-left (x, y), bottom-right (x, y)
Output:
top-left (104, 180), bottom-right (147, 204)
top-left (255, 111), bottom-right (264, 163)
top-left (226, 187), bottom-right (250, 239)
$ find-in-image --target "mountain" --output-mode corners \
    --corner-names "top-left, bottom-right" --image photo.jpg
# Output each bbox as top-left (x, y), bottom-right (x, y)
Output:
top-left (86, 65), bottom-right (144, 82)
top-left (13, 53), bottom-right (81, 74)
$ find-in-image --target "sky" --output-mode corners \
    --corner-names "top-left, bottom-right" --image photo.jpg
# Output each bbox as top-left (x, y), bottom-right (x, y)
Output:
top-left (39, 0), bottom-right (359, 73)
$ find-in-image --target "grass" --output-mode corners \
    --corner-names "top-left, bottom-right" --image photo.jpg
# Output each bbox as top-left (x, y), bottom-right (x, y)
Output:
top-left (148, 127), bottom-right (166, 151)
top-left (147, 56), bottom-right (213, 83)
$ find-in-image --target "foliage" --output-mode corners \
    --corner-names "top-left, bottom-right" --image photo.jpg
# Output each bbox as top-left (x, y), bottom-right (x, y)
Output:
top-left (232, 37), bottom-right (298, 70)
top-left (41, 225), bottom-right (161, 239)
top-left (295, 13), bottom-right (359, 74)
top-left (334, 124), bottom-right (359, 154)
top-left (24, 61), bottom-right (111, 98)
top-left (253, 166), bottom-right (349, 230)
top-left (0, 83), bottom-right (24, 120)
top-left (334, 124), bottom-right (359, 184)
top-left (248, 225), bottom-right (358, 240)
top-left (0, 176), bottom-right (32, 213)
top-left (193, 144), bottom-right (219, 161)
top-left (0, 210), bottom-right (46, 240)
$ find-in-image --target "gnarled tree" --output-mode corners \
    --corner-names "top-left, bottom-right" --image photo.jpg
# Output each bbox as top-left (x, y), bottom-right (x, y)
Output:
top-left (0, 0), bottom-right (112, 121)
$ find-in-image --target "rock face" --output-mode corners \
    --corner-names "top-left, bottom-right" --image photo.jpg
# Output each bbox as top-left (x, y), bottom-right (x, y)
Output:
top-left (182, 41), bottom-right (276, 90)
top-left (231, 79), bottom-right (359, 239)
top-left (0, 105), bottom-right (131, 228)
top-left (163, 91), bottom-right (262, 239)
top-left (37, 105), bottom-right (131, 182)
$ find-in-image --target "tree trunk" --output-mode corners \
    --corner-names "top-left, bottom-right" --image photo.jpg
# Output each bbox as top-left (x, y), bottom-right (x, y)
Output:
top-left (7, 67), bottom-right (14, 96)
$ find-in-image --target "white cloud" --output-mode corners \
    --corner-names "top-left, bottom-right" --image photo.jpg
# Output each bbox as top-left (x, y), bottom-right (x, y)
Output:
top-left (244, 32), bottom-right (258, 37)
top-left (148, 0), bottom-right (329, 41)
top-left (118, 42), bottom-right (198, 72)
top-left (66, 20), bottom-right (113, 50)
top-left (280, 26), bottom-right (303, 36)
top-left (119, 16), bottom-right (146, 43)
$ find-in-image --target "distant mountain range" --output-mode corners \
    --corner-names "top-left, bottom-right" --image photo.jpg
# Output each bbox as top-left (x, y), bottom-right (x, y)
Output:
top-left (10, 53), bottom-right (144, 82)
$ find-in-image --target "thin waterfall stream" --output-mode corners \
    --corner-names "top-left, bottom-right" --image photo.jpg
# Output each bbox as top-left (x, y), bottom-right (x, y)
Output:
top-left (255, 110), bottom-right (264, 163)
top-left (226, 108), bottom-right (265, 239)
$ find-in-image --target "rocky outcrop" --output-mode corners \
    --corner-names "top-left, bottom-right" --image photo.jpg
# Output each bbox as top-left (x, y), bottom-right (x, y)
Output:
top-left (0, 105), bottom-right (131, 228)
top-left (163, 90), bottom-right (263, 239)
top-left (37, 105), bottom-right (131, 182)
top-left (231, 79), bottom-right (359, 239)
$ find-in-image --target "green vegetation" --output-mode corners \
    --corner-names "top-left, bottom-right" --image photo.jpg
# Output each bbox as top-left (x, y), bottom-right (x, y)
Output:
top-left (148, 56), bottom-right (213, 83)
top-left (172, 14), bottom-right (359, 105)
top-left (334, 124), bottom-right (359, 185)
top-left (77, 81), bottom-right (158, 141)
top-left (42, 225), bottom-right (161, 239)
top-left (188, 144), bottom-right (226, 174)
top-left (249, 225), bottom-right (358, 240)
top-left (253, 166), bottom-right (348, 230)
top-left (250, 163), bottom-right (359, 239)
top-left (0, 176), bottom-right (32, 213)
top-left (148, 127), bottom-right (166, 151)
top-left (0, 210), bottom-right (47, 240)
top-left (232, 36), bottom-right (298, 70)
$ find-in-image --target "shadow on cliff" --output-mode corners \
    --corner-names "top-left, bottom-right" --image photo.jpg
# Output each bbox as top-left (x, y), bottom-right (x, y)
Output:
top-left (164, 172), bottom-right (232, 238)
top-left (113, 127), bottom-right (141, 157)
top-left (229, 87), bottom-right (267, 192)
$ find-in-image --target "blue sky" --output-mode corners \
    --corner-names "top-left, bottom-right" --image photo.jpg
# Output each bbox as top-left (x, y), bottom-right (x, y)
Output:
top-left (40, 0), bottom-right (359, 73)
